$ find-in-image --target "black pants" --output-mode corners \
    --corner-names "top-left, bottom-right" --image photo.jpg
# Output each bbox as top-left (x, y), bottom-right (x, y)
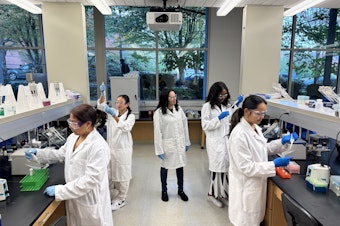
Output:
top-left (160, 167), bottom-right (184, 192)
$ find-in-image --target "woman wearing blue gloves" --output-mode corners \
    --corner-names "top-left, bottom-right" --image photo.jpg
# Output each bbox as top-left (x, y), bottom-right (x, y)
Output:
top-left (153, 88), bottom-right (191, 202)
top-left (201, 81), bottom-right (243, 208)
top-left (97, 83), bottom-right (136, 211)
top-left (25, 104), bottom-right (113, 226)
top-left (228, 95), bottom-right (298, 226)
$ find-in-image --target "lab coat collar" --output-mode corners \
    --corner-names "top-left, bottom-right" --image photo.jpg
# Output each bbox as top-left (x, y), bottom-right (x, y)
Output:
top-left (240, 117), bottom-right (267, 143)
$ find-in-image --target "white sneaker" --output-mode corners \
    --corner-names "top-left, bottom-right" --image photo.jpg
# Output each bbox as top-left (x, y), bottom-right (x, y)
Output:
top-left (219, 196), bottom-right (228, 206)
top-left (207, 195), bottom-right (223, 208)
top-left (111, 199), bottom-right (126, 211)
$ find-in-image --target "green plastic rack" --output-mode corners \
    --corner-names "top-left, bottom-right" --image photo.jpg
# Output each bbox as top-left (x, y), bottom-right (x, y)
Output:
top-left (19, 168), bottom-right (49, 192)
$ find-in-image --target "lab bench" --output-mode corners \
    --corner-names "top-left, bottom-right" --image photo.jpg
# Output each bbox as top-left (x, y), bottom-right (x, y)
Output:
top-left (0, 163), bottom-right (66, 225)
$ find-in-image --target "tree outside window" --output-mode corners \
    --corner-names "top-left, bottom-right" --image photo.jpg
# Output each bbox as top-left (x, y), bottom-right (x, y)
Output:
top-left (280, 8), bottom-right (340, 99)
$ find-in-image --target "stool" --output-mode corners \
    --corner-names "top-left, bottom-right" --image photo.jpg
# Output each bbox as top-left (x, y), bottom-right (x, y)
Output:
top-left (281, 193), bottom-right (318, 226)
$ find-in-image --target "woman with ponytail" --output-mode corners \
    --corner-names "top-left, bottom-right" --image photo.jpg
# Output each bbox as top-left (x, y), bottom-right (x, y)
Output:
top-left (98, 88), bottom-right (136, 211)
top-left (228, 95), bottom-right (297, 226)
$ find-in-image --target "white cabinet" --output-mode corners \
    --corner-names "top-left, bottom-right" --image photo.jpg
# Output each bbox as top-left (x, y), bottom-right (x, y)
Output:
top-left (110, 76), bottom-right (140, 119)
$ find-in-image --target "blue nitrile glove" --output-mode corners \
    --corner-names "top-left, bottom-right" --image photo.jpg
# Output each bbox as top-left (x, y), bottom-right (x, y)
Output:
top-left (44, 186), bottom-right (55, 197)
top-left (281, 132), bottom-right (298, 145)
top-left (100, 83), bottom-right (106, 93)
top-left (185, 146), bottom-right (190, 152)
top-left (158, 154), bottom-right (165, 160)
top-left (236, 95), bottom-right (244, 107)
top-left (104, 105), bottom-right (116, 116)
top-left (218, 111), bottom-right (229, 120)
top-left (25, 148), bottom-right (37, 160)
top-left (273, 156), bottom-right (292, 167)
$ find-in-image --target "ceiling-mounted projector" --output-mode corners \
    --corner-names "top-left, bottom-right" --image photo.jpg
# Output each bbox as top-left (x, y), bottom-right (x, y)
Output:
top-left (146, 11), bottom-right (182, 31)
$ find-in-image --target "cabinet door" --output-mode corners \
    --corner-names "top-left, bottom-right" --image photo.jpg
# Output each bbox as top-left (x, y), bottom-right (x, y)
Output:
top-left (110, 77), bottom-right (139, 119)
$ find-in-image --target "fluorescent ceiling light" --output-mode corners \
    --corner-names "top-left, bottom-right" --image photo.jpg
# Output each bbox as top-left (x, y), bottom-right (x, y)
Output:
top-left (6, 0), bottom-right (42, 14)
top-left (284, 0), bottom-right (327, 17)
top-left (88, 0), bottom-right (112, 15)
top-left (217, 0), bottom-right (242, 16)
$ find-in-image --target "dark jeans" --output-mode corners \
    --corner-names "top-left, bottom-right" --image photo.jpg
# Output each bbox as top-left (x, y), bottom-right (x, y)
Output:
top-left (160, 167), bottom-right (184, 192)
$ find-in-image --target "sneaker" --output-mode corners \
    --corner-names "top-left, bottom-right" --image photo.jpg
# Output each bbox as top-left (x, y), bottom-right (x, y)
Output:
top-left (207, 195), bottom-right (223, 208)
top-left (162, 191), bottom-right (169, 202)
top-left (111, 199), bottom-right (126, 211)
top-left (178, 191), bottom-right (189, 201)
top-left (219, 196), bottom-right (229, 206)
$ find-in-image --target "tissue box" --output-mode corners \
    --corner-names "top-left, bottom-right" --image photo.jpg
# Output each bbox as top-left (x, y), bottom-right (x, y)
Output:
top-left (329, 175), bottom-right (340, 196)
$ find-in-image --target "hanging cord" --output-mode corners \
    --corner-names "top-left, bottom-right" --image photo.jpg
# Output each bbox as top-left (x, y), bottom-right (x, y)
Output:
top-left (326, 131), bottom-right (340, 174)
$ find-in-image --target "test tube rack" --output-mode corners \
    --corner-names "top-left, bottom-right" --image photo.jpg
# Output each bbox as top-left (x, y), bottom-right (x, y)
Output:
top-left (19, 168), bottom-right (49, 192)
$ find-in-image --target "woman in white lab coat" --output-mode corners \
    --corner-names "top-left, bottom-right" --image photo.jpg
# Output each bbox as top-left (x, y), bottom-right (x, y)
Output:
top-left (201, 81), bottom-right (243, 208)
top-left (154, 88), bottom-right (191, 202)
top-left (228, 95), bottom-right (297, 226)
top-left (25, 104), bottom-right (113, 226)
top-left (98, 93), bottom-right (135, 211)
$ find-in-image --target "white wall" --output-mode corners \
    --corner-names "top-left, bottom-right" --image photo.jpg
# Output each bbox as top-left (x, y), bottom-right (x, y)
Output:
top-left (42, 3), bottom-right (90, 103)
top-left (239, 5), bottom-right (283, 96)
top-left (207, 8), bottom-right (243, 100)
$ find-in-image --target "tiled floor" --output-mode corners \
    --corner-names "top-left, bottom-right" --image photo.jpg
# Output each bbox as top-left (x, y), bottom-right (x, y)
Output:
top-left (112, 142), bottom-right (232, 226)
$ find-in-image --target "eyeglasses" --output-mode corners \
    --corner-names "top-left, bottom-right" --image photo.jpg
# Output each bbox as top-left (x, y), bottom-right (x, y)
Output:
top-left (219, 94), bottom-right (228, 99)
top-left (250, 110), bottom-right (267, 117)
top-left (115, 101), bottom-right (126, 105)
top-left (67, 119), bottom-right (84, 129)
top-left (168, 95), bottom-right (177, 99)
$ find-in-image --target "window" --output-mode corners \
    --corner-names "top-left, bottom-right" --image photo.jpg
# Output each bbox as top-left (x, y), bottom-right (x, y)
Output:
top-left (86, 6), bottom-right (207, 101)
top-left (280, 8), bottom-right (340, 99)
top-left (0, 6), bottom-right (47, 96)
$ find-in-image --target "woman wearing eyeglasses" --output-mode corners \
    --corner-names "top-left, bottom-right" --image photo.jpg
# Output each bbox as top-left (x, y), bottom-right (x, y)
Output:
top-left (154, 88), bottom-right (191, 202)
top-left (97, 84), bottom-right (136, 211)
top-left (24, 104), bottom-right (113, 226)
top-left (201, 81), bottom-right (243, 208)
top-left (228, 95), bottom-right (298, 226)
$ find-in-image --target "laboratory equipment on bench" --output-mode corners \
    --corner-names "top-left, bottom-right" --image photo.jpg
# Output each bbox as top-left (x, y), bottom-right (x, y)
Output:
top-left (329, 176), bottom-right (340, 196)
top-left (0, 84), bottom-right (17, 117)
top-left (16, 82), bottom-right (46, 113)
top-left (0, 178), bottom-right (9, 201)
top-left (305, 163), bottom-right (330, 193)
top-left (306, 134), bottom-right (330, 158)
top-left (276, 167), bottom-right (291, 179)
top-left (48, 82), bottom-right (67, 104)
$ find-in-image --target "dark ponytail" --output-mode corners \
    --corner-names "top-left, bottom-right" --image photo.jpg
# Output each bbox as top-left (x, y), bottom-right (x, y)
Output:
top-left (118, 95), bottom-right (132, 120)
top-left (229, 95), bottom-right (267, 135)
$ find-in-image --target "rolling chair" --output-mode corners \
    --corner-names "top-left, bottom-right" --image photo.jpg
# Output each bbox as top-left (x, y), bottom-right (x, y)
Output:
top-left (281, 193), bottom-right (318, 226)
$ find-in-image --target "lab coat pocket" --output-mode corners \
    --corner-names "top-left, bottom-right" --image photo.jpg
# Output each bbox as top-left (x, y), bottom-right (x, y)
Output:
top-left (242, 188), bottom-right (261, 213)
top-left (76, 200), bottom-right (102, 225)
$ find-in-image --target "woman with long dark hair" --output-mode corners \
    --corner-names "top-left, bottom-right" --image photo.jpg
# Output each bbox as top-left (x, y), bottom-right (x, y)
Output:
top-left (153, 88), bottom-right (191, 202)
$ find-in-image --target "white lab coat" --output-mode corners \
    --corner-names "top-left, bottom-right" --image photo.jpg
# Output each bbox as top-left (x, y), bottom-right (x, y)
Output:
top-left (106, 110), bottom-right (135, 181)
top-left (36, 129), bottom-right (113, 226)
top-left (228, 118), bottom-right (288, 226)
top-left (153, 106), bottom-right (191, 169)
top-left (201, 102), bottom-right (233, 172)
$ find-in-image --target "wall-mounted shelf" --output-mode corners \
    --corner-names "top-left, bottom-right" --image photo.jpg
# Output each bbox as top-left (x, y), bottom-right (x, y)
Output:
top-left (0, 99), bottom-right (83, 141)
top-left (267, 99), bottom-right (340, 139)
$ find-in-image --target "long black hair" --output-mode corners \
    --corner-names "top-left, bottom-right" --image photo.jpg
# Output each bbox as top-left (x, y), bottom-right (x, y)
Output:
top-left (156, 88), bottom-right (179, 114)
top-left (117, 94), bottom-right (132, 120)
top-left (229, 95), bottom-right (267, 134)
top-left (205, 81), bottom-right (230, 109)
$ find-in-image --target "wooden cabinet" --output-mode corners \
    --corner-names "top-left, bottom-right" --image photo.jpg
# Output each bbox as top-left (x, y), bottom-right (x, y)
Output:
top-left (264, 180), bottom-right (287, 226)
top-left (33, 200), bottom-right (66, 226)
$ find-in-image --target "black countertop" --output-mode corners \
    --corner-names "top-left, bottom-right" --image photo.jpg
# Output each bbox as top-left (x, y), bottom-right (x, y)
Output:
top-left (271, 160), bottom-right (340, 226)
top-left (0, 164), bottom-right (65, 226)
